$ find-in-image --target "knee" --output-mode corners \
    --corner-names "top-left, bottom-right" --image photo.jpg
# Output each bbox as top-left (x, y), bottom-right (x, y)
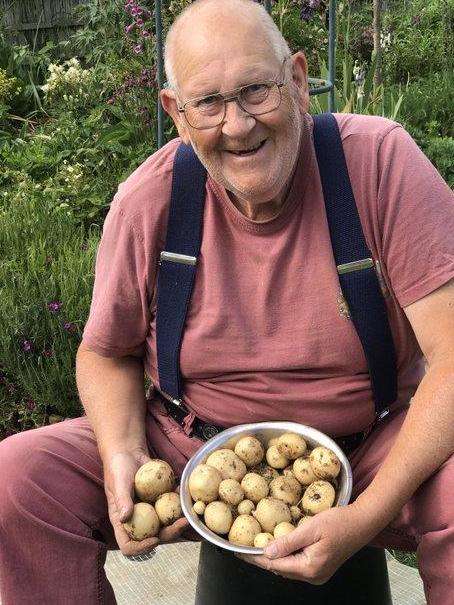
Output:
top-left (0, 429), bottom-right (45, 520)
top-left (415, 453), bottom-right (454, 530)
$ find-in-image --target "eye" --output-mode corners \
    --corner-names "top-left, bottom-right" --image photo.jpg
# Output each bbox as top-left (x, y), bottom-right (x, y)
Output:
top-left (194, 95), bottom-right (223, 112)
top-left (241, 83), bottom-right (272, 104)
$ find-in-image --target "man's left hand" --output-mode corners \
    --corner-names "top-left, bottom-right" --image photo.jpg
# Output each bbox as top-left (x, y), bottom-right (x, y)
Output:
top-left (236, 501), bottom-right (379, 584)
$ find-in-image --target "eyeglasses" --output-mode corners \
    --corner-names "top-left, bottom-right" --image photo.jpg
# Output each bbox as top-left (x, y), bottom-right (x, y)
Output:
top-left (177, 68), bottom-right (288, 130)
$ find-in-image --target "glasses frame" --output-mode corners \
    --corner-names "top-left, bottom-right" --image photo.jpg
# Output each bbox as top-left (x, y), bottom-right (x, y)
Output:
top-left (176, 58), bottom-right (289, 130)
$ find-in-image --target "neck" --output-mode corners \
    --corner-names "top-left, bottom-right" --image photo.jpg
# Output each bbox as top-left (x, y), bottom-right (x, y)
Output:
top-left (229, 193), bottom-right (284, 221)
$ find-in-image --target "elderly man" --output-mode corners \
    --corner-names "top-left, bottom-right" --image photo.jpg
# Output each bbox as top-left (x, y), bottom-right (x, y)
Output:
top-left (1, 0), bottom-right (454, 603)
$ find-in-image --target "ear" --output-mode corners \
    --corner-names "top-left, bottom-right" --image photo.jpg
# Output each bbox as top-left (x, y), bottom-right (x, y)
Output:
top-left (289, 51), bottom-right (309, 114)
top-left (160, 88), bottom-right (191, 144)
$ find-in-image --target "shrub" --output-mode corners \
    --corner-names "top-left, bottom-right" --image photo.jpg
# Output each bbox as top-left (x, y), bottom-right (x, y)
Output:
top-left (0, 173), bottom-right (100, 438)
top-left (424, 137), bottom-right (454, 189)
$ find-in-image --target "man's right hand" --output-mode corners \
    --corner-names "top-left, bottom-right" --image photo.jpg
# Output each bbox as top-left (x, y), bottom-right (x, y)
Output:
top-left (103, 450), bottom-right (191, 557)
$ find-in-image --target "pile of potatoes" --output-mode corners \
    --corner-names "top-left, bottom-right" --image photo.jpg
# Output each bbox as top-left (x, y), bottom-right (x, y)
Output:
top-left (122, 459), bottom-right (184, 540)
top-left (188, 433), bottom-right (341, 548)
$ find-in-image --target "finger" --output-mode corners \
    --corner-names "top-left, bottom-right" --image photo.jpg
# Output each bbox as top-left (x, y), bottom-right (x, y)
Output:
top-left (237, 551), bottom-right (312, 582)
top-left (265, 521), bottom-right (315, 559)
top-left (158, 516), bottom-right (190, 543)
top-left (117, 531), bottom-right (160, 557)
top-left (107, 466), bottom-right (135, 522)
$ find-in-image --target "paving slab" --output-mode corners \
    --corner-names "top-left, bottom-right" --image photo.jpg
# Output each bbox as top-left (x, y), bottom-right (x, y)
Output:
top-left (105, 543), bottom-right (427, 605)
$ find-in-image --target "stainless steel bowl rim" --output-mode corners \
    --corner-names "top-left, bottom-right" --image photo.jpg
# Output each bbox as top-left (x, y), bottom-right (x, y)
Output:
top-left (180, 421), bottom-right (353, 555)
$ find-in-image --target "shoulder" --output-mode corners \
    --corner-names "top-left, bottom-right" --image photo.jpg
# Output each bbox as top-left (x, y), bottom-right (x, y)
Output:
top-left (333, 113), bottom-right (407, 151)
top-left (331, 113), bottom-right (426, 179)
top-left (109, 137), bottom-right (181, 233)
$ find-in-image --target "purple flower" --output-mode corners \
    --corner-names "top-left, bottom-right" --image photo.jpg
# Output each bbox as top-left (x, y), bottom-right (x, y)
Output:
top-left (47, 301), bottom-right (62, 313)
top-left (23, 340), bottom-right (33, 352)
top-left (63, 322), bottom-right (77, 333)
top-left (25, 399), bottom-right (35, 411)
top-left (133, 44), bottom-right (143, 54)
top-left (136, 18), bottom-right (144, 27)
top-left (125, 23), bottom-right (135, 34)
top-left (142, 30), bottom-right (150, 38)
top-left (131, 6), bottom-right (138, 15)
top-left (43, 350), bottom-right (53, 357)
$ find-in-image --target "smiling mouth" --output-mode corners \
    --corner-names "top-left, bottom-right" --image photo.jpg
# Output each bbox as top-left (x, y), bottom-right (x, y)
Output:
top-left (226, 139), bottom-right (267, 156)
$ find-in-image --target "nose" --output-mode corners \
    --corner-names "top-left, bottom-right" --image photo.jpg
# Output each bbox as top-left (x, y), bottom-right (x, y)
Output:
top-left (221, 98), bottom-right (256, 138)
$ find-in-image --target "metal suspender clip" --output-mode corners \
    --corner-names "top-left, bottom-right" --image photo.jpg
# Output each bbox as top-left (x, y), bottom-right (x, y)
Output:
top-left (377, 408), bottom-right (390, 421)
top-left (160, 251), bottom-right (197, 266)
top-left (171, 397), bottom-right (187, 409)
top-left (337, 258), bottom-right (374, 275)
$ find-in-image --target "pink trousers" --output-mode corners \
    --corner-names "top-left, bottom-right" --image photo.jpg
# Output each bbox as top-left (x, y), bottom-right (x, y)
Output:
top-left (0, 403), bottom-right (453, 605)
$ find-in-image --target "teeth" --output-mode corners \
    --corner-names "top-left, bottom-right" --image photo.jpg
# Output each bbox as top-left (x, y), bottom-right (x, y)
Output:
top-left (232, 142), bottom-right (262, 155)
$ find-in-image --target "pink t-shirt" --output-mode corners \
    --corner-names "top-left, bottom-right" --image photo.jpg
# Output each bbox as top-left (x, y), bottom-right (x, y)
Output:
top-left (83, 114), bottom-right (454, 439)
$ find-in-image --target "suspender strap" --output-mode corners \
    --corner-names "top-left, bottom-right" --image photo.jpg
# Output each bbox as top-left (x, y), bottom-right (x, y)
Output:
top-left (156, 143), bottom-right (207, 399)
top-left (313, 113), bottom-right (397, 415)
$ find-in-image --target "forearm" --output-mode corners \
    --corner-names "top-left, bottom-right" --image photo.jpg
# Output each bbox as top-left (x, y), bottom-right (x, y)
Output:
top-left (355, 359), bottom-right (454, 530)
top-left (76, 342), bottom-right (148, 460)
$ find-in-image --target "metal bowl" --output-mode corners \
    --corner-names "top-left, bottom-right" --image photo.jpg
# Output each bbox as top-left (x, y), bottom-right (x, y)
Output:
top-left (180, 421), bottom-right (352, 555)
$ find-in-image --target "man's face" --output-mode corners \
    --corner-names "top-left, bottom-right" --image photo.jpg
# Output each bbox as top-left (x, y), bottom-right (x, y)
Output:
top-left (161, 19), bottom-right (309, 215)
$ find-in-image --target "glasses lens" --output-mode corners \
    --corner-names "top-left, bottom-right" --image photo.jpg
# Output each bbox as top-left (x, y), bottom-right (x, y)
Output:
top-left (185, 95), bottom-right (224, 129)
top-left (239, 82), bottom-right (281, 115)
top-left (183, 81), bottom-right (283, 129)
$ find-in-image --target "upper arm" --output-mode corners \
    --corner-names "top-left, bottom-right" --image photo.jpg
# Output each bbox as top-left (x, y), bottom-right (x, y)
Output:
top-left (404, 278), bottom-right (454, 364)
top-left (77, 340), bottom-right (145, 360)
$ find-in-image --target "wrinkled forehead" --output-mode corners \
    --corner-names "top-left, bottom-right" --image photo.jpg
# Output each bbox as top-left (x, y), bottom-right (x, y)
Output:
top-left (171, 14), bottom-right (282, 94)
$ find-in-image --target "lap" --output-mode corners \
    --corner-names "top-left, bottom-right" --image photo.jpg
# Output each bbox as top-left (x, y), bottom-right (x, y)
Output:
top-left (0, 416), bottom-right (114, 543)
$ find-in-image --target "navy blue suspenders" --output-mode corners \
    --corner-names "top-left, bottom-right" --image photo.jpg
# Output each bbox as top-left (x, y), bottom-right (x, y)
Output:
top-left (156, 113), bottom-right (397, 420)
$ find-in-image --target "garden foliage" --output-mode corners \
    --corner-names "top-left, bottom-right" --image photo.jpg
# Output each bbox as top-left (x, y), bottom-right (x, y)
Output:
top-left (0, 0), bottom-right (453, 438)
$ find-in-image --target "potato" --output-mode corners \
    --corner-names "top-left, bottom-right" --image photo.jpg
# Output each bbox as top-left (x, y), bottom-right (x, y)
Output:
top-left (135, 459), bottom-right (175, 503)
top-left (123, 502), bottom-right (160, 540)
top-left (189, 464), bottom-right (223, 503)
top-left (266, 445), bottom-right (289, 469)
top-left (241, 473), bottom-right (269, 504)
top-left (269, 475), bottom-right (302, 506)
top-left (302, 480), bottom-right (336, 514)
top-left (254, 532), bottom-right (274, 548)
top-left (234, 436), bottom-right (265, 467)
top-left (206, 449), bottom-right (247, 482)
top-left (237, 499), bottom-right (255, 515)
top-left (193, 500), bottom-right (206, 515)
top-left (204, 501), bottom-right (233, 535)
top-left (228, 514), bottom-right (261, 546)
top-left (154, 492), bottom-right (183, 526)
top-left (274, 521), bottom-right (295, 539)
top-left (309, 447), bottom-right (341, 480)
top-left (219, 479), bottom-right (244, 506)
top-left (250, 463), bottom-right (280, 484)
top-left (267, 437), bottom-right (280, 448)
top-left (293, 456), bottom-right (318, 485)
top-left (290, 505), bottom-right (303, 522)
top-left (253, 497), bottom-right (291, 533)
top-left (277, 433), bottom-right (307, 460)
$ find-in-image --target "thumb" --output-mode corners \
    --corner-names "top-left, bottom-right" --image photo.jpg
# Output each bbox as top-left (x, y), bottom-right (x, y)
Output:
top-left (109, 462), bottom-right (136, 523)
top-left (265, 521), bottom-right (314, 559)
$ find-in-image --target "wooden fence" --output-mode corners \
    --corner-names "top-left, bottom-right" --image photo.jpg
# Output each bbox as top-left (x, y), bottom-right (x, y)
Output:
top-left (0, 0), bottom-right (88, 47)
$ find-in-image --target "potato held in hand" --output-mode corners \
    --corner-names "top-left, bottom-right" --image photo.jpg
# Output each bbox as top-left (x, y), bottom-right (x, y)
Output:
top-left (135, 459), bottom-right (175, 503)
top-left (155, 492), bottom-right (183, 525)
top-left (123, 502), bottom-right (160, 540)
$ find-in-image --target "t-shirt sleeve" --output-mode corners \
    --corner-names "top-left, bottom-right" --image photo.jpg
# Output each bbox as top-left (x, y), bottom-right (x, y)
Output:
top-left (377, 125), bottom-right (454, 307)
top-left (82, 196), bottom-right (153, 356)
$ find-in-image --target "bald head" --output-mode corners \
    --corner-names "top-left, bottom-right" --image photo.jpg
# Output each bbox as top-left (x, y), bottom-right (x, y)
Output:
top-left (164, 0), bottom-right (290, 90)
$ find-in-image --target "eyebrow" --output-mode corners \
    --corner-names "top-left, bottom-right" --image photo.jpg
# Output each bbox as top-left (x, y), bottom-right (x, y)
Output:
top-left (187, 65), bottom-right (277, 99)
